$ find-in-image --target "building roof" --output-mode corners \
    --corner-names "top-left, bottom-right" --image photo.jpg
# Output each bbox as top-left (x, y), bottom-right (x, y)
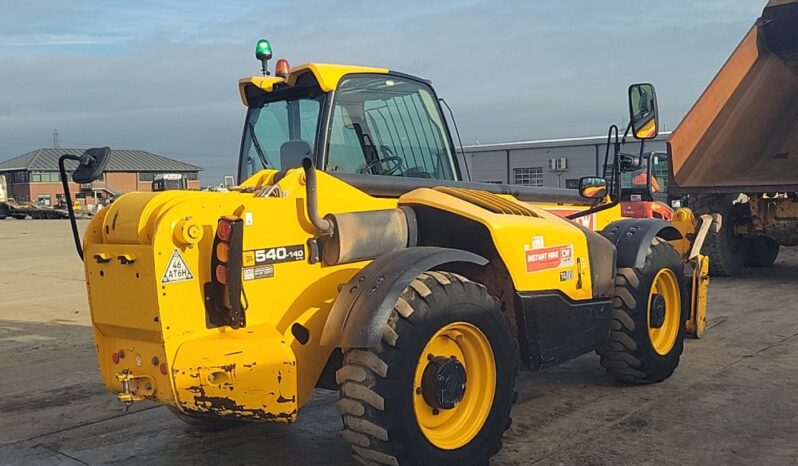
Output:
top-left (463, 131), bottom-right (672, 153)
top-left (0, 148), bottom-right (203, 172)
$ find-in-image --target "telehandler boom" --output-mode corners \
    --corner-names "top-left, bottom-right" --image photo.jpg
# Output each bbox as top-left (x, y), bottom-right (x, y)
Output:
top-left (58, 43), bottom-right (713, 465)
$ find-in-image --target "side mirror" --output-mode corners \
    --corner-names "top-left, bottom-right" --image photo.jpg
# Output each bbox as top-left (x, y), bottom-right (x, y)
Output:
top-left (628, 83), bottom-right (659, 140)
top-left (578, 177), bottom-right (608, 199)
top-left (72, 147), bottom-right (111, 184)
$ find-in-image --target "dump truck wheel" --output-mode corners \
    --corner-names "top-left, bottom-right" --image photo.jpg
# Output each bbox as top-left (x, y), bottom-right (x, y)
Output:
top-left (168, 407), bottom-right (244, 432)
top-left (336, 272), bottom-right (516, 466)
top-left (599, 239), bottom-right (688, 384)
top-left (745, 236), bottom-right (780, 268)
top-left (691, 194), bottom-right (750, 276)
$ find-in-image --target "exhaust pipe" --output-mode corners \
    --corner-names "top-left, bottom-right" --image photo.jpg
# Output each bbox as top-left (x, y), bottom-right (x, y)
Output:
top-left (301, 158), bottom-right (333, 234)
top-left (300, 157), bottom-right (417, 266)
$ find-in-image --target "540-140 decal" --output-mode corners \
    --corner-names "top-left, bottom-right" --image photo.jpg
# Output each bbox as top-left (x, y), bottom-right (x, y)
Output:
top-left (242, 244), bottom-right (305, 281)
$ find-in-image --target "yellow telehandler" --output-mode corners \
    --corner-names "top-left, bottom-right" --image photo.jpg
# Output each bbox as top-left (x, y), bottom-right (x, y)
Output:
top-left (57, 42), bottom-right (714, 465)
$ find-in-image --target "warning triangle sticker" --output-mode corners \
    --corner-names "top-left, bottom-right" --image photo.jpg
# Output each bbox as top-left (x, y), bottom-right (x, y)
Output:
top-left (161, 249), bottom-right (194, 284)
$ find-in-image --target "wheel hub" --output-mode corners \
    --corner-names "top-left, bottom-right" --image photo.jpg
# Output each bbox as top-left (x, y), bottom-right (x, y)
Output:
top-left (649, 294), bottom-right (666, 329)
top-left (421, 356), bottom-right (467, 410)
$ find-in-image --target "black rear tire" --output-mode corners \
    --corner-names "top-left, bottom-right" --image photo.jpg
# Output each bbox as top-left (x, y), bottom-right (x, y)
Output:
top-left (745, 236), bottom-right (780, 268)
top-left (690, 194), bottom-right (750, 276)
top-left (599, 239), bottom-right (688, 384)
top-left (336, 272), bottom-right (516, 466)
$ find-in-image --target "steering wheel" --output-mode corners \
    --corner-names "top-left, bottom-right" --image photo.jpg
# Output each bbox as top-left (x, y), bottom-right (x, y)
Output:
top-left (358, 156), bottom-right (404, 175)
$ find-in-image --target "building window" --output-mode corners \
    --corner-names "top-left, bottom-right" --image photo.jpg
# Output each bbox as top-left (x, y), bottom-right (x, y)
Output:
top-left (184, 172), bottom-right (199, 181)
top-left (139, 172), bottom-right (156, 182)
top-left (29, 171), bottom-right (60, 183)
top-left (565, 178), bottom-right (579, 189)
top-left (513, 167), bottom-right (543, 186)
top-left (37, 194), bottom-right (51, 206)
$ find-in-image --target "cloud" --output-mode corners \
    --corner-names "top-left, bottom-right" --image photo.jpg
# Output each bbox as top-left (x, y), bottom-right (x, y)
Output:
top-left (0, 33), bottom-right (131, 47)
top-left (0, 0), bottom-right (768, 183)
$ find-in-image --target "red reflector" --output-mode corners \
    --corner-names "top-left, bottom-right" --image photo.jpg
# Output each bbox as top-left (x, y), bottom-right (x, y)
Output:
top-left (112, 352), bottom-right (120, 364)
top-left (160, 362), bottom-right (168, 375)
top-left (215, 264), bottom-right (228, 285)
top-left (216, 242), bottom-right (230, 263)
top-left (217, 219), bottom-right (232, 241)
top-left (275, 58), bottom-right (290, 78)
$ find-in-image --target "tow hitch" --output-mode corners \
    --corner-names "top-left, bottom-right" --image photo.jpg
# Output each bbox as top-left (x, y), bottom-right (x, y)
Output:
top-left (116, 369), bottom-right (156, 410)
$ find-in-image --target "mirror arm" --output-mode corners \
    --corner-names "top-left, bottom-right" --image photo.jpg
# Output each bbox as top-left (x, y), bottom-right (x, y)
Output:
top-left (58, 154), bottom-right (84, 261)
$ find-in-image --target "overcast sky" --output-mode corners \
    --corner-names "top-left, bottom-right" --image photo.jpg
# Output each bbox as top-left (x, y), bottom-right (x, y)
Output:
top-left (0, 0), bottom-right (765, 183)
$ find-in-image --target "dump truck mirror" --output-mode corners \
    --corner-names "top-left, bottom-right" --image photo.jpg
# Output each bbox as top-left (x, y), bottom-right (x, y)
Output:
top-left (71, 147), bottom-right (111, 184)
top-left (578, 177), bottom-right (608, 199)
top-left (628, 83), bottom-right (659, 140)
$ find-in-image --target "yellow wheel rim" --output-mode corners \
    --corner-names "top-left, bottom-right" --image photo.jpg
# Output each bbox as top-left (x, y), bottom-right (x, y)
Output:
top-left (413, 321), bottom-right (496, 450)
top-left (647, 269), bottom-right (681, 355)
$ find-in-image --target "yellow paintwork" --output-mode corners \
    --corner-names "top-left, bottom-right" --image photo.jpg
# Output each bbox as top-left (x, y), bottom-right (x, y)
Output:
top-left (687, 254), bottom-right (709, 338)
top-left (84, 168), bottom-right (396, 420)
top-left (399, 188), bottom-right (596, 300)
top-left (238, 76), bottom-right (285, 105)
top-left (647, 268), bottom-right (681, 355)
top-left (413, 322), bottom-right (495, 450)
top-left (669, 207), bottom-right (711, 338)
top-left (238, 63), bottom-right (388, 105)
top-left (82, 166), bottom-right (612, 421)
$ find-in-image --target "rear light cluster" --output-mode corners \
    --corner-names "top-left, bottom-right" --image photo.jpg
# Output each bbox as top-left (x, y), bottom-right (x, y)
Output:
top-left (210, 216), bottom-right (246, 329)
top-left (215, 217), bottom-right (236, 285)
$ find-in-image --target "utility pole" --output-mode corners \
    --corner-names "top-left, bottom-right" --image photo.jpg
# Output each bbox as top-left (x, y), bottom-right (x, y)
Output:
top-left (53, 129), bottom-right (60, 149)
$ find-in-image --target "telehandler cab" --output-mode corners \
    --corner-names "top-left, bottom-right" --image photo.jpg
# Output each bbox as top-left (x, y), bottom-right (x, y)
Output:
top-left (59, 43), bottom-right (715, 465)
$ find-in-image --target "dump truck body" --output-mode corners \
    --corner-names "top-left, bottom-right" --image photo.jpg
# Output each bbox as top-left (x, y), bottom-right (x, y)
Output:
top-left (668, 0), bottom-right (798, 193)
top-left (667, 0), bottom-right (798, 275)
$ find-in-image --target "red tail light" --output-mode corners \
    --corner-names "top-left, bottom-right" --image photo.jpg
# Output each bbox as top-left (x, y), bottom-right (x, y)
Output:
top-left (217, 218), bottom-right (232, 241)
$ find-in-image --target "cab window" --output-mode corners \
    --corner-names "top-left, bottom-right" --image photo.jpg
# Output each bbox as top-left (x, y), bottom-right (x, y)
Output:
top-left (326, 75), bottom-right (456, 180)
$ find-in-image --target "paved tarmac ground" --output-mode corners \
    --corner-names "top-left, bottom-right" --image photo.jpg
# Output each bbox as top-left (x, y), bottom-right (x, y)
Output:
top-left (1, 220), bottom-right (797, 465)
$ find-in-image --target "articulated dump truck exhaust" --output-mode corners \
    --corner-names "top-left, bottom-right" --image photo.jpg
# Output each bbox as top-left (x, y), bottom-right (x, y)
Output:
top-left (668, 0), bottom-right (798, 275)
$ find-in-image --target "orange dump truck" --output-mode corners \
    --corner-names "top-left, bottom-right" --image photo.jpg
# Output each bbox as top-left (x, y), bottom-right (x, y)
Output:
top-left (668, 0), bottom-right (798, 275)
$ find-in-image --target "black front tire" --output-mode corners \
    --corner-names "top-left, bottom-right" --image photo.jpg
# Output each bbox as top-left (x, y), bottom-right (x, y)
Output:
top-left (336, 272), bottom-right (516, 466)
top-left (691, 194), bottom-right (750, 276)
top-left (745, 236), bottom-right (780, 268)
top-left (599, 239), bottom-right (688, 384)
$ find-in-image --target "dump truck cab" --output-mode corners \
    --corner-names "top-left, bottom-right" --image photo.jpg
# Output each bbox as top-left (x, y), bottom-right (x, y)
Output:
top-left (620, 152), bottom-right (674, 220)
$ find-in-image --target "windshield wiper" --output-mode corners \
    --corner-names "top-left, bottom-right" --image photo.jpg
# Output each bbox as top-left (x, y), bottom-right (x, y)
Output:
top-left (247, 122), bottom-right (273, 168)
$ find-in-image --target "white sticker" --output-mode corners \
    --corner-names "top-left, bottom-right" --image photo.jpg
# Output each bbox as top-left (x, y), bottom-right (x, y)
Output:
top-left (532, 236), bottom-right (545, 250)
top-left (161, 249), bottom-right (194, 284)
top-left (245, 212), bottom-right (254, 226)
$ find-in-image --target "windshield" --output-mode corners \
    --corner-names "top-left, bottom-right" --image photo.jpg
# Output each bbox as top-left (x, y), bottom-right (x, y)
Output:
top-left (326, 75), bottom-right (456, 180)
top-left (239, 93), bottom-right (323, 180)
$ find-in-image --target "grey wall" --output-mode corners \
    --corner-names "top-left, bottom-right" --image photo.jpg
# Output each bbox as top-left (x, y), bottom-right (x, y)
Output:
top-left (465, 139), bottom-right (669, 188)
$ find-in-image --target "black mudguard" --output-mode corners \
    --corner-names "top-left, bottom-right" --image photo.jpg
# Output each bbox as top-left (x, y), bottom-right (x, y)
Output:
top-left (600, 218), bottom-right (682, 268)
top-left (319, 246), bottom-right (488, 348)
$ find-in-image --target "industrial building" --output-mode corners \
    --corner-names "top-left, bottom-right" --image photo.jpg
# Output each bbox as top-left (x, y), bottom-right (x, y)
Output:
top-left (0, 148), bottom-right (202, 207)
top-left (463, 132), bottom-right (670, 189)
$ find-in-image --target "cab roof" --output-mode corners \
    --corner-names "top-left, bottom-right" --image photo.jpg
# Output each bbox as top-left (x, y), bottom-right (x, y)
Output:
top-left (238, 63), bottom-right (389, 106)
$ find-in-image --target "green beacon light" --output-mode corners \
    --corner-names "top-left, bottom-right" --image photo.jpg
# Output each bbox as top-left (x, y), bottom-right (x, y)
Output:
top-left (255, 39), bottom-right (273, 76)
